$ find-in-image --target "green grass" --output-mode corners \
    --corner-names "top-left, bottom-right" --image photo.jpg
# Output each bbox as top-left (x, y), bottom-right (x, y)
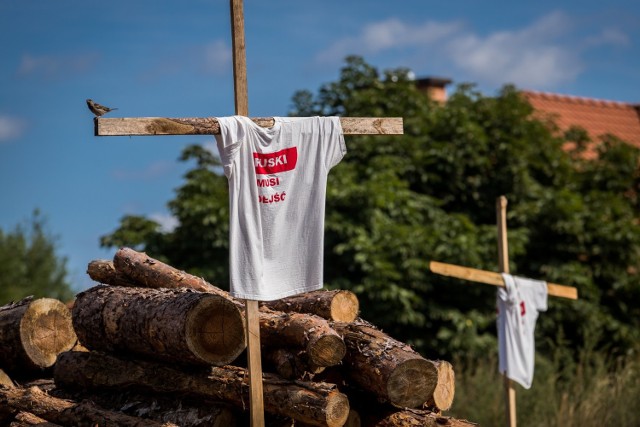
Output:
top-left (448, 348), bottom-right (640, 426)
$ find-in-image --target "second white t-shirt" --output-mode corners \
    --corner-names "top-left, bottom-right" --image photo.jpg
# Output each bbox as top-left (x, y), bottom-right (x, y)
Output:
top-left (215, 116), bottom-right (346, 301)
top-left (497, 273), bottom-right (548, 389)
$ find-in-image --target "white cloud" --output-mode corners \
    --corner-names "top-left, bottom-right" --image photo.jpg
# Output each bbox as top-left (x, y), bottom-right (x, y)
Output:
top-left (17, 52), bottom-right (99, 79)
top-left (111, 161), bottom-right (173, 181)
top-left (584, 28), bottom-right (630, 48)
top-left (313, 11), bottom-right (629, 90)
top-left (0, 115), bottom-right (27, 142)
top-left (150, 212), bottom-right (179, 232)
top-left (202, 40), bottom-right (232, 74)
top-left (315, 18), bottom-right (463, 65)
top-left (447, 12), bottom-right (583, 87)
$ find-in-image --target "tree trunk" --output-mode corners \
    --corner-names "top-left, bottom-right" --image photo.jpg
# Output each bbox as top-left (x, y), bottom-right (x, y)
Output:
top-left (264, 348), bottom-right (325, 380)
top-left (331, 320), bottom-right (438, 408)
top-left (97, 252), bottom-right (346, 366)
top-left (259, 309), bottom-right (346, 367)
top-left (54, 351), bottom-right (350, 427)
top-left (113, 247), bottom-right (222, 293)
top-left (261, 290), bottom-right (359, 322)
top-left (72, 285), bottom-right (245, 366)
top-left (0, 369), bottom-right (14, 388)
top-left (52, 387), bottom-right (237, 427)
top-left (0, 385), bottom-right (177, 427)
top-left (0, 297), bottom-right (77, 375)
top-left (9, 411), bottom-right (61, 427)
top-left (426, 360), bottom-right (455, 412)
top-left (366, 408), bottom-right (477, 427)
top-left (87, 259), bottom-right (138, 287)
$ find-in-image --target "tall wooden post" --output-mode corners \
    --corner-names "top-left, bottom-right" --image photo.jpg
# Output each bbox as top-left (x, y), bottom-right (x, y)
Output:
top-left (496, 196), bottom-right (516, 427)
top-left (92, 4), bottom-right (403, 425)
top-left (230, 1), bottom-right (265, 426)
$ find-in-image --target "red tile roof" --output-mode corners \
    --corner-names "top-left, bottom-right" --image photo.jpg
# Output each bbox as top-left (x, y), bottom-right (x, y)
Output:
top-left (522, 90), bottom-right (640, 151)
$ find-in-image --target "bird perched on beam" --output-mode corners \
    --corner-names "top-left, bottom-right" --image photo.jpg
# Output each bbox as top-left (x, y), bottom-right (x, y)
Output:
top-left (86, 99), bottom-right (117, 117)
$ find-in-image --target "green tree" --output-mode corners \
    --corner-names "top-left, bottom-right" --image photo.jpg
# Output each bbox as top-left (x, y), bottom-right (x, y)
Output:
top-left (101, 56), bottom-right (640, 359)
top-left (0, 210), bottom-right (73, 304)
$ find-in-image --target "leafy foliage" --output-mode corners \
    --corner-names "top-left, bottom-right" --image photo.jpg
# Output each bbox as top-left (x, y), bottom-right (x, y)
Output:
top-left (101, 56), bottom-right (640, 359)
top-left (0, 210), bottom-right (73, 304)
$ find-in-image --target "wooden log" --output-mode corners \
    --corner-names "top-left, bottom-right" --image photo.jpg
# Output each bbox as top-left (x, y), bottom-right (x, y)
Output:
top-left (0, 369), bottom-right (14, 388)
top-left (0, 385), bottom-right (177, 427)
top-left (366, 408), bottom-right (477, 427)
top-left (260, 309), bottom-right (346, 367)
top-left (9, 411), bottom-right (61, 427)
top-left (95, 117), bottom-right (404, 136)
top-left (87, 259), bottom-right (138, 287)
top-left (52, 387), bottom-right (237, 427)
top-left (54, 351), bottom-right (350, 427)
top-left (113, 247), bottom-right (222, 293)
top-left (107, 250), bottom-right (345, 366)
top-left (331, 320), bottom-right (438, 408)
top-left (291, 409), bottom-right (361, 427)
top-left (426, 360), bottom-right (455, 412)
top-left (72, 285), bottom-right (245, 366)
top-left (264, 348), bottom-right (325, 380)
top-left (344, 410), bottom-right (361, 427)
top-left (0, 297), bottom-right (77, 375)
top-left (261, 290), bottom-right (359, 322)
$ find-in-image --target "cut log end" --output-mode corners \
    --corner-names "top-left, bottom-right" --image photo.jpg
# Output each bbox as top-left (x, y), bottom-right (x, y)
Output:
top-left (325, 391), bottom-right (351, 427)
top-left (0, 368), bottom-right (14, 388)
top-left (428, 361), bottom-right (455, 411)
top-left (186, 295), bottom-right (246, 366)
top-left (19, 298), bottom-right (77, 368)
top-left (387, 358), bottom-right (438, 408)
top-left (330, 291), bottom-right (359, 323)
top-left (308, 335), bottom-right (346, 367)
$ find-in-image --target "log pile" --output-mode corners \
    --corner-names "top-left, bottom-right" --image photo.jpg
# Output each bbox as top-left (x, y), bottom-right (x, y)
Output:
top-left (0, 247), bottom-right (476, 427)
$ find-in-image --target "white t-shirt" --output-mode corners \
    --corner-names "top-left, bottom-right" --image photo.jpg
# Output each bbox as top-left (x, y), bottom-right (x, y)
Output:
top-left (497, 273), bottom-right (548, 389)
top-left (215, 116), bottom-right (346, 301)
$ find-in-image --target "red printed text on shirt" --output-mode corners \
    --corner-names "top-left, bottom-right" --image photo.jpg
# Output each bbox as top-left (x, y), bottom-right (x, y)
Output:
top-left (253, 147), bottom-right (297, 174)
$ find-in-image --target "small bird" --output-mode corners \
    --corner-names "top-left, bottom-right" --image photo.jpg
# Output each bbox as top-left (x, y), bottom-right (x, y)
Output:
top-left (86, 99), bottom-right (118, 117)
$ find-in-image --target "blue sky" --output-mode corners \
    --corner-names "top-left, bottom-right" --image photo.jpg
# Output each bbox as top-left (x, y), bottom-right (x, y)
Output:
top-left (1, 0), bottom-right (639, 291)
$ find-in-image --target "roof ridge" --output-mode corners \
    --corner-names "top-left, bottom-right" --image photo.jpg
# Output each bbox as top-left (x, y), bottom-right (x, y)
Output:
top-left (522, 89), bottom-right (635, 109)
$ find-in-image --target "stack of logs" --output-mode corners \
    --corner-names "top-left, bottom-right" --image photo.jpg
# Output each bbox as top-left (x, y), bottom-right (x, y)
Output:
top-left (0, 247), bottom-right (475, 427)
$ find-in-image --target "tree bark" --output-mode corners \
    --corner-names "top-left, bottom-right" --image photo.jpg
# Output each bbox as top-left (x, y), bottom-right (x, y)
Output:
top-left (87, 259), bottom-right (138, 287)
top-left (0, 369), bottom-right (14, 388)
top-left (54, 351), bottom-right (350, 427)
top-left (259, 309), bottom-right (346, 367)
top-left (426, 360), bottom-right (455, 412)
top-left (9, 411), bottom-right (61, 427)
top-left (263, 348), bottom-right (325, 380)
top-left (261, 290), bottom-right (359, 322)
top-left (113, 247), bottom-right (222, 293)
top-left (0, 385), bottom-right (177, 427)
top-left (331, 320), bottom-right (438, 408)
top-left (366, 408), bottom-right (477, 427)
top-left (0, 297), bottom-right (76, 375)
top-left (52, 387), bottom-right (237, 427)
top-left (72, 285), bottom-right (245, 366)
top-left (100, 251), bottom-right (346, 366)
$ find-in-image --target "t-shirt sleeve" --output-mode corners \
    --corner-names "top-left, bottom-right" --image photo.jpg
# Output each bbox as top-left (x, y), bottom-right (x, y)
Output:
top-left (215, 116), bottom-right (247, 178)
top-left (322, 117), bottom-right (347, 171)
top-left (499, 273), bottom-right (519, 305)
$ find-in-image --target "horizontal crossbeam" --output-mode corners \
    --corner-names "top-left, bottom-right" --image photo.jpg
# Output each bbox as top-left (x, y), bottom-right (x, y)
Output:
top-left (429, 261), bottom-right (578, 300)
top-left (95, 117), bottom-right (403, 136)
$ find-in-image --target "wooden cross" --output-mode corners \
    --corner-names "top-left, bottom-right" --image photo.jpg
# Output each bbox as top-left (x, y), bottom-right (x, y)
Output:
top-left (92, 1), bottom-right (403, 425)
top-left (429, 196), bottom-right (578, 427)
